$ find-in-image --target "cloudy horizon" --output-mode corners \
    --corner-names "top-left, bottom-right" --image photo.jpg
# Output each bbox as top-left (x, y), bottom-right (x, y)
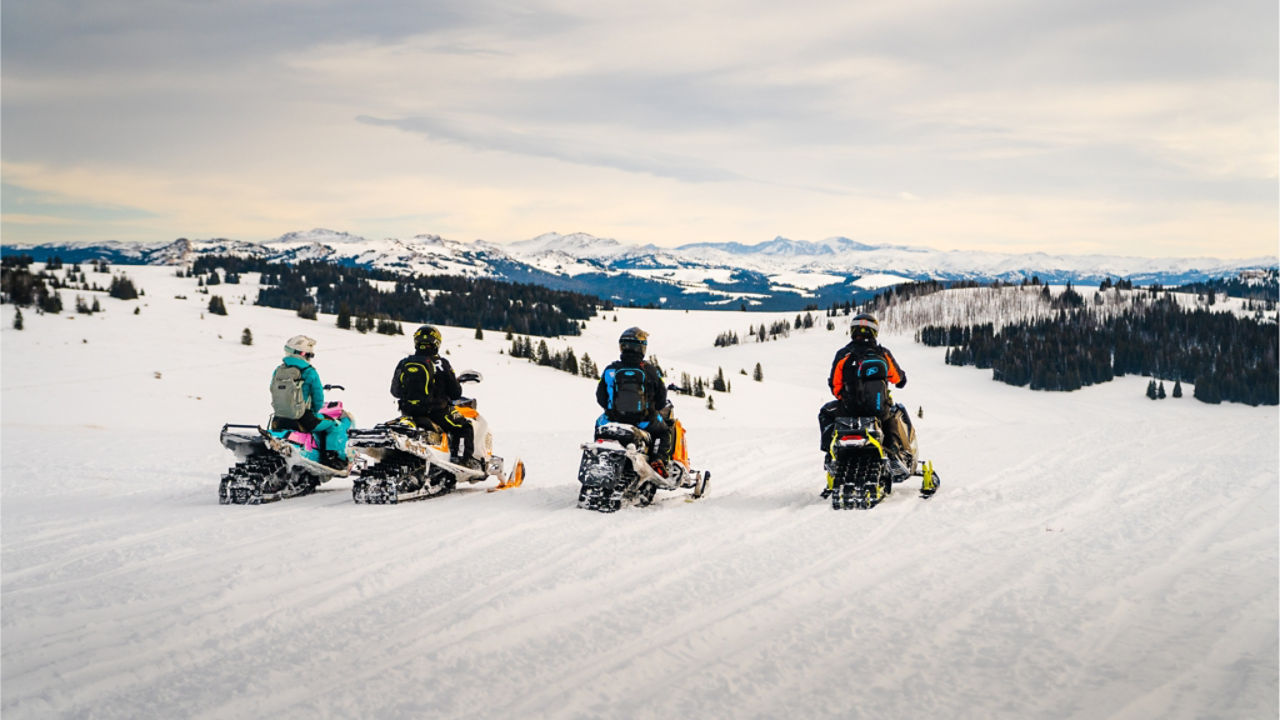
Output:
top-left (2, 0), bottom-right (1276, 259)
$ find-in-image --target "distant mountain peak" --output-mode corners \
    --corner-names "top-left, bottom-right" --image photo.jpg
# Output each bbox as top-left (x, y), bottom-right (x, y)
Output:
top-left (273, 228), bottom-right (368, 245)
top-left (509, 232), bottom-right (625, 258)
top-left (676, 235), bottom-right (881, 256)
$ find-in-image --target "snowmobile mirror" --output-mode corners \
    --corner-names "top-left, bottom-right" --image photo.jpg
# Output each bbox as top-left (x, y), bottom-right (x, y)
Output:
top-left (457, 370), bottom-right (483, 384)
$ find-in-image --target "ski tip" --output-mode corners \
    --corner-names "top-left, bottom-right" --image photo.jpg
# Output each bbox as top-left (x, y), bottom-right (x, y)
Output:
top-left (488, 459), bottom-right (525, 492)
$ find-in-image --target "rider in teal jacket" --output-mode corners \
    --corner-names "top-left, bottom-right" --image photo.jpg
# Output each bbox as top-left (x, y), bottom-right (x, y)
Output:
top-left (271, 335), bottom-right (350, 467)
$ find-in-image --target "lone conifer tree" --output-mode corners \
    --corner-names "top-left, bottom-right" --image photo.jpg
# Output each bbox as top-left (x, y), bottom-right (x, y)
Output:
top-left (1146, 379), bottom-right (1158, 399)
top-left (13, 308), bottom-right (23, 330)
top-left (241, 328), bottom-right (253, 346)
top-left (753, 362), bottom-right (763, 382)
top-left (1172, 379), bottom-right (1183, 398)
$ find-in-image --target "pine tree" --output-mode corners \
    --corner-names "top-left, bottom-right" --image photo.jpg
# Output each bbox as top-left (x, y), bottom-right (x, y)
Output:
top-left (208, 295), bottom-right (227, 315)
top-left (109, 274), bottom-right (139, 300)
top-left (13, 307), bottom-right (23, 330)
top-left (706, 395), bottom-right (715, 410)
top-left (475, 324), bottom-right (484, 340)
top-left (712, 367), bottom-right (726, 392)
top-left (1157, 381), bottom-right (1167, 399)
top-left (1173, 379), bottom-right (1183, 398)
top-left (336, 303), bottom-right (352, 330)
top-left (1146, 379), bottom-right (1157, 399)
top-left (753, 362), bottom-right (763, 382)
top-left (241, 328), bottom-right (253, 345)
top-left (297, 302), bottom-right (317, 320)
top-left (580, 353), bottom-right (598, 379)
top-left (91, 297), bottom-right (101, 313)
top-left (917, 405), bottom-right (924, 419)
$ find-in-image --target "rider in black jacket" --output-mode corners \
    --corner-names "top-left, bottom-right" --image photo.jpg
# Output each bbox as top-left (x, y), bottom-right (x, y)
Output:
top-left (596, 327), bottom-right (671, 465)
top-left (390, 325), bottom-right (477, 468)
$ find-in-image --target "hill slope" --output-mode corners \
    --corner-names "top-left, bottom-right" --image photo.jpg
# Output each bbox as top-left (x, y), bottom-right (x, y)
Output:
top-left (1, 266), bottom-right (1276, 719)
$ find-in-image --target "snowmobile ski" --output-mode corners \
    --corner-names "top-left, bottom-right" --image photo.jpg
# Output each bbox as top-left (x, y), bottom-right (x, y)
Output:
top-left (487, 459), bottom-right (526, 492)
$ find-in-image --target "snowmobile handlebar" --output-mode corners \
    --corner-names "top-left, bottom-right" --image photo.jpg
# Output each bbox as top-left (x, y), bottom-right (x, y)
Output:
top-left (323, 384), bottom-right (345, 391)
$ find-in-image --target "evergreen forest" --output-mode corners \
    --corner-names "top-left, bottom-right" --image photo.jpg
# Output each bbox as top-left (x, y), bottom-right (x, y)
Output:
top-left (191, 255), bottom-right (599, 337)
top-left (919, 296), bottom-right (1278, 406)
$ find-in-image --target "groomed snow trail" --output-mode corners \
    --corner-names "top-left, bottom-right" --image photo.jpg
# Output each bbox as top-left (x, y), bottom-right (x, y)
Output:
top-left (2, 266), bottom-right (1276, 720)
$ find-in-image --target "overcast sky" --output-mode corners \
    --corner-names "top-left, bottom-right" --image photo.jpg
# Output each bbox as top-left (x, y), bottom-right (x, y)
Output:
top-left (2, 0), bottom-right (1276, 258)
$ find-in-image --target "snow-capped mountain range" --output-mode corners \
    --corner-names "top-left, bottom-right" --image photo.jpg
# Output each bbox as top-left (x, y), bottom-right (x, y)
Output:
top-left (5, 229), bottom-right (1274, 309)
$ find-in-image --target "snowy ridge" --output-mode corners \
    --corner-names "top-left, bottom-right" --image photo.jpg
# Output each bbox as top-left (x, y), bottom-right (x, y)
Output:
top-left (1, 264), bottom-right (1276, 719)
top-left (3, 230), bottom-right (1275, 310)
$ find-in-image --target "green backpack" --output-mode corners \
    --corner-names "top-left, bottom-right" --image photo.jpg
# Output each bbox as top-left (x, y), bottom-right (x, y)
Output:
top-left (270, 364), bottom-right (309, 419)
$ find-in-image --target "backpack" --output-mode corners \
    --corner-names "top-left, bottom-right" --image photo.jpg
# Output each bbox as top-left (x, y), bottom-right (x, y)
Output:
top-left (398, 360), bottom-right (431, 408)
top-left (840, 347), bottom-right (891, 417)
top-left (270, 364), bottom-right (310, 420)
top-left (609, 365), bottom-right (650, 422)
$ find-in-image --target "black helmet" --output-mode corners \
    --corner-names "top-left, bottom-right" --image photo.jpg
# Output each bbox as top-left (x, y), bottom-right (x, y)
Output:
top-left (850, 313), bottom-right (879, 342)
top-left (414, 324), bottom-right (442, 353)
top-left (619, 326), bottom-right (648, 356)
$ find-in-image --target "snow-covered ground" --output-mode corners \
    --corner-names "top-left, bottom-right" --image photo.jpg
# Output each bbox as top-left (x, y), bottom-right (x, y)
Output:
top-left (2, 265), bottom-right (1276, 720)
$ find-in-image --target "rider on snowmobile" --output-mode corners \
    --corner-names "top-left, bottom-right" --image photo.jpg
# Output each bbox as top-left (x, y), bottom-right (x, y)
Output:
top-left (818, 313), bottom-right (913, 475)
top-left (269, 334), bottom-right (351, 469)
top-left (596, 327), bottom-right (672, 471)
top-left (389, 325), bottom-right (478, 469)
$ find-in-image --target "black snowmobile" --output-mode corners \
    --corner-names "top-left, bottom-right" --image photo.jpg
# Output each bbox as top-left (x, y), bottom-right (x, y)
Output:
top-left (823, 403), bottom-right (938, 510)
top-left (577, 405), bottom-right (708, 512)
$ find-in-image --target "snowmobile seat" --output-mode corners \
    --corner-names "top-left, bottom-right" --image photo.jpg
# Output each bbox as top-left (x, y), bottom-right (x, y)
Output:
top-left (595, 422), bottom-right (651, 448)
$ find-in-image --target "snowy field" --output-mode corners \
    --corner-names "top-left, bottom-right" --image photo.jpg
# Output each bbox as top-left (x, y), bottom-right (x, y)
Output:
top-left (2, 265), bottom-right (1276, 720)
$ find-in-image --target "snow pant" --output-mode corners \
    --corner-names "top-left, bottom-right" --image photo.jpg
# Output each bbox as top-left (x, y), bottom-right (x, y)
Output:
top-left (406, 405), bottom-right (474, 461)
top-left (313, 415), bottom-right (352, 460)
top-left (272, 413), bottom-right (351, 460)
top-left (818, 400), bottom-right (909, 460)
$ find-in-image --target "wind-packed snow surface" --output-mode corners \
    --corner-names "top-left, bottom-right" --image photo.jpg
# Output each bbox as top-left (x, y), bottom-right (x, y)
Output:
top-left (2, 266), bottom-right (1276, 720)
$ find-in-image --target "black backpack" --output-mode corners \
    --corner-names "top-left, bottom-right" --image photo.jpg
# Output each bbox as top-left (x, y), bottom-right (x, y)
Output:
top-left (398, 360), bottom-right (431, 408)
top-left (841, 347), bottom-right (891, 417)
top-left (609, 365), bottom-right (650, 422)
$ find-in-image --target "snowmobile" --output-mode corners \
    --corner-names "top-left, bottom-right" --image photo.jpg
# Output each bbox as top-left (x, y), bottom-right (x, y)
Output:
top-left (577, 405), bottom-right (709, 512)
top-left (218, 393), bottom-right (355, 505)
top-left (823, 403), bottom-right (939, 510)
top-left (346, 370), bottom-right (524, 504)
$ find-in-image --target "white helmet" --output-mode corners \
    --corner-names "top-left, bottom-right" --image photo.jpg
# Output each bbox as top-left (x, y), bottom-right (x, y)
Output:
top-left (284, 334), bottom-right (317, 357)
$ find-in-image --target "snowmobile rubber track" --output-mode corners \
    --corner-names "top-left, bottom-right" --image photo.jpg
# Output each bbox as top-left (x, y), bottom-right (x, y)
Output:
top-left (219, 454), bottom-right (312, 505)
top-left (830, 455), bottom-right (887, 510)
top-left (353, 456), bottom-right (454, 505)
top-left (577, 484), bottom-right (623, 513)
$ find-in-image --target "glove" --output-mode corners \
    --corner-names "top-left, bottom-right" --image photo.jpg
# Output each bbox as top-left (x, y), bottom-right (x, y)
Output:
top-left (895, 378), bottom-right (907, 389)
